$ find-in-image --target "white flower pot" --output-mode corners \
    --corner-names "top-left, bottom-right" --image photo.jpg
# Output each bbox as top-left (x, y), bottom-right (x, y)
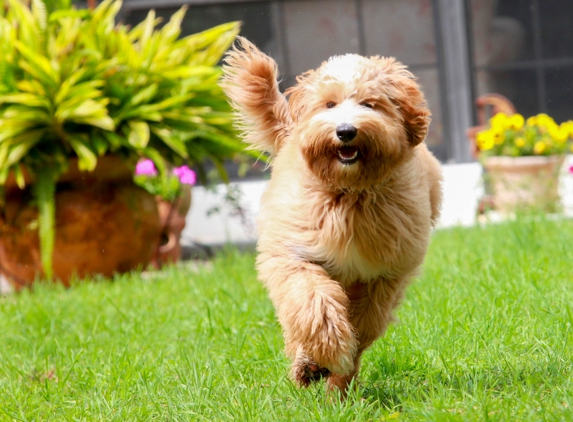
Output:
top-left (483, 155), bottom-right (565, 213)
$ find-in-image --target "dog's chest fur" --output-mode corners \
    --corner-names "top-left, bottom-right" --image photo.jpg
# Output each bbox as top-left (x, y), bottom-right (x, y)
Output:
top-left (299, 184), bottom-right (430, 284)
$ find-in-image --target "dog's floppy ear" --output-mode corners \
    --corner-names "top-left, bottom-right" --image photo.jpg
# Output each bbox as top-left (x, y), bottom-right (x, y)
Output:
top-left (220, 37), bottom-right (292, 155)
top-left (374, 57), bottom-right (431, 147)
top-left (395, 78), bottom-right (431, 147)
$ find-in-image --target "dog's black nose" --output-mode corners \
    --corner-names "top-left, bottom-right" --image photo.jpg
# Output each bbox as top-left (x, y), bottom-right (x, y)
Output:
top-left (336, 124), bottom-right (357, 142)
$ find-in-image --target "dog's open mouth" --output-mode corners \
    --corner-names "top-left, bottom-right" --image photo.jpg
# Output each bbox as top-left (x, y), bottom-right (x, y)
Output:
top-left (337, 145), bottom-right (360, 165)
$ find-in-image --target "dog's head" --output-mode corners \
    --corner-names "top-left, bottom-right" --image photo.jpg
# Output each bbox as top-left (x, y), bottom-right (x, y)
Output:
top-left (286, 55), bottom-right (430, 191)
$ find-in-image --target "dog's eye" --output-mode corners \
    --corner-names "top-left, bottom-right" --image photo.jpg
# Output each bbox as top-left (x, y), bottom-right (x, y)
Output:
top-left (361, 102), bottom-right (374, 109)
top-left (326, 102), bottom-right (336, 109)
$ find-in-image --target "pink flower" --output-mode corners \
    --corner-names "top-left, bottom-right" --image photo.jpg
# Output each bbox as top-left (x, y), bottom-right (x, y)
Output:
top-left (173, 165), bottom-right (196, 186)
top-left (569, 165), bottom-right (573, 175)
top-left (135, 159), bottom-right (157, 176)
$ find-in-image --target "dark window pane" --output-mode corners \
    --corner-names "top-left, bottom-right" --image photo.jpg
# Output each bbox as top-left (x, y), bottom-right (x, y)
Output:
top-left (474, 69), bottom-right (539, 118)
top-left (362, 0), bottom-right (437, 66)
top-left (123, 2), bottom-right (280, 61)
top-left (470, 0), bottom-right (533, 65)
top-left (538, 0), bottom-right (573, 60)
top-left (545, 66), bottom-right (573, 122)
top-left (282, 0), bottom-right (361, 77)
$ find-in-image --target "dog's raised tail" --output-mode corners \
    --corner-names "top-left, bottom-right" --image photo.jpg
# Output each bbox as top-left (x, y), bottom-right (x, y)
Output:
top-left (220, 37), bottom-right (291, 156)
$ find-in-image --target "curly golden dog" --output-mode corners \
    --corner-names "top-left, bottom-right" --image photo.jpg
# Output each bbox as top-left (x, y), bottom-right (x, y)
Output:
top-left (221, 37), bottom-right (443, 395)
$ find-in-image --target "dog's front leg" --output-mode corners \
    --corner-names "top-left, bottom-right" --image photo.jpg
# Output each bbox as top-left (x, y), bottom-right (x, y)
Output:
top-left (326, 278), bottom-right (408, 392)
top-left (259, 257), bottom-right (358, 387)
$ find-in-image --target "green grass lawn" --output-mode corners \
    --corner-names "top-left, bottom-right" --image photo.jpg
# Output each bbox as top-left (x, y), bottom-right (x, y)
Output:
top-left (1, 218), bottom-right (573, 421)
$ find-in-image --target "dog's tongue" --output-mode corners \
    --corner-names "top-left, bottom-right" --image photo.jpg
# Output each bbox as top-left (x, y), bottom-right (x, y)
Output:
top-left (338, 146), bottom-right (359, 160)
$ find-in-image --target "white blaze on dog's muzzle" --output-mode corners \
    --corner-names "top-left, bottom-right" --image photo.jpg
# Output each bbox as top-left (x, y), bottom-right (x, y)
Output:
top-left (311, 100), bottom-right (367, 165)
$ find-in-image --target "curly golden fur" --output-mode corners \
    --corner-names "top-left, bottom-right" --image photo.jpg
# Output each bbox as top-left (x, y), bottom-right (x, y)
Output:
top-left (220, 37), bottom-right (443, 395)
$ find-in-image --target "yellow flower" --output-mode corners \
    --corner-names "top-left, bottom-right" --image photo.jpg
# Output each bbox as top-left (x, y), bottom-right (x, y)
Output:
top-left (526, 116), bottom-right (537, 126)
top-left (508, 114), bottom-right (524, 130)
top-left (476, 130), bottom-right (494, 151)
top-left (560, 121), bottom-right (573, 138)
top-left (514, 137), bottom-right (525, 147)
top-left (490, 112), bottom-right (509, 130)
top-left (533, 141), bottom-right (546, 154)
top-left (536, 113), bottom-right (558, 132)
top-left (492, 128), bottom-right (505, 145)
top-left (536, 113), bottom-right (552, 124)
top-left (550, 125), bottom-right (569, 143)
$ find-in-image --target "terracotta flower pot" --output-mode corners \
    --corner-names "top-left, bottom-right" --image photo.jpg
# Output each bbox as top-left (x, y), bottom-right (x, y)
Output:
top-left (151, 185), bottom-right (192, 268)
top-left (483, 155), bottom-right (565, 213)
top-left (0, 156), bottom-right (160, 289)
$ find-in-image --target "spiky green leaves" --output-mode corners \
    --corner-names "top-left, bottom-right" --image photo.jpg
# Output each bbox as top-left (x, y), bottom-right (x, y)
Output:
top-left (0, 0), bottom-right (244, 184)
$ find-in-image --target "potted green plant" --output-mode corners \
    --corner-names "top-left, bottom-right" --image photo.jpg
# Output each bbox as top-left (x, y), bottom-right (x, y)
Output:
top-left (475, 112), bottom-right (573, 213)
top-left (0, 0), bottom-right (245, 288)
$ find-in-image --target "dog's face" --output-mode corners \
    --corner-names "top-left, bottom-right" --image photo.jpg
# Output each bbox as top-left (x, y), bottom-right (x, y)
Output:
top-left (286, 55), bottom-right (430, 191)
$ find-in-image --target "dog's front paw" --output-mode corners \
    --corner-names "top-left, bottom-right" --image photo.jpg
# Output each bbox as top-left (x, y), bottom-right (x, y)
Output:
top-left (312, 342), bottom-right (356, 376)
top-left (283, 291), bottom-right (358, 376)
top-left (304, 305), bottom-right (357, 375)
top-left (291, 351), bottom-right (331, 387)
